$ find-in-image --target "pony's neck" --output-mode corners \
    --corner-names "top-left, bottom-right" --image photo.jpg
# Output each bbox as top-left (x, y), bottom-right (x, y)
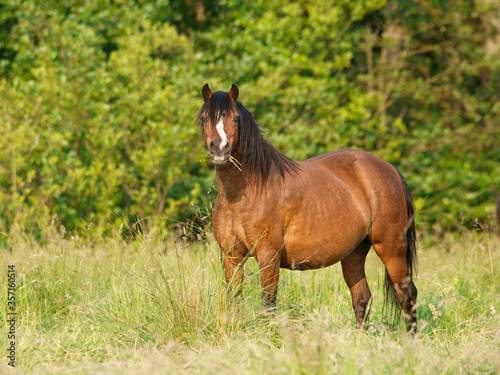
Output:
top-left (215, 151), bottom-right (249, 203)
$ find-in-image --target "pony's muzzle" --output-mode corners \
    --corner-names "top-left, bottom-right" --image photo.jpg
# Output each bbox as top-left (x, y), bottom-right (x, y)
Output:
top-left (208, 139), bottom-right (231, 164)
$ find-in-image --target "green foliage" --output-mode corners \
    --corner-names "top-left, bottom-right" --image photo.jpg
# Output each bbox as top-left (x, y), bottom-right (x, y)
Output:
top-left (0, 0), bottom-right (499, 239)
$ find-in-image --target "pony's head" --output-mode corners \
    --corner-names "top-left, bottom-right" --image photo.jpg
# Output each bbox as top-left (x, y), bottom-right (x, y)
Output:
top-left (197, 83), bottom-right (240, 165)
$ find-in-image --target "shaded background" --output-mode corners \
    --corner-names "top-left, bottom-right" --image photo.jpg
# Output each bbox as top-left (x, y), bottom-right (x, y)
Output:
top-left (0, 0), bottom-right (499, 242)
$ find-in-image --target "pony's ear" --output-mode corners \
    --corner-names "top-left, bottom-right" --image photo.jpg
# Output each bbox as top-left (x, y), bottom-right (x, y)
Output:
top-left (202, 83), bottom-right (212, 102)
top-left (229, 83), bottom-right (239, 102)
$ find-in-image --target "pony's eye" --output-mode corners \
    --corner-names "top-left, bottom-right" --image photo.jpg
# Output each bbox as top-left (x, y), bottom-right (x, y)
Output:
top-left (233, 116), bottom-right (240, 124)
top-left (200, 117), bottom-right (207, 125)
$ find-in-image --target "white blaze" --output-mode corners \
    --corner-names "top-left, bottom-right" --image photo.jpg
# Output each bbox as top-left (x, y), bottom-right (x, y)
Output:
top-left (215, 113), bottom-right (228, 150)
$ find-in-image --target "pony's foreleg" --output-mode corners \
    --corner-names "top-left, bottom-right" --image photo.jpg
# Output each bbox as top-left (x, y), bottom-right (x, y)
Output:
top-left (222, 247), bottom-right (247, 299)
top-left (341, 241), bottom-right (372, 328)
top-left (256, 250), bottom-right (281, 316)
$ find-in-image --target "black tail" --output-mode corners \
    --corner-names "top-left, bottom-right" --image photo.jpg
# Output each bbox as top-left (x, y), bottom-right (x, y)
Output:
top-left (384, 170), bottom-right (418, 320)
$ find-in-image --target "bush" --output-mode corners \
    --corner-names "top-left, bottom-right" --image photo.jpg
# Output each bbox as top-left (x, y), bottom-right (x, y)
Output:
top-left (0, 0), bottom-right (499, 242)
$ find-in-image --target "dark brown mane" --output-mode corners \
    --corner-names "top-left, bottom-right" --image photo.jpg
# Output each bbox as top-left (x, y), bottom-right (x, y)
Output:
top-left (235, 101), bottom-right (300, 187)
top-left (198, 91), bottom-right (300, 187)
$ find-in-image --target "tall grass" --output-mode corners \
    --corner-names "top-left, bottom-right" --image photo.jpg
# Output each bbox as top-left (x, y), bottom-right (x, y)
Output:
top-left (1, 225), bottom-right (499, 374)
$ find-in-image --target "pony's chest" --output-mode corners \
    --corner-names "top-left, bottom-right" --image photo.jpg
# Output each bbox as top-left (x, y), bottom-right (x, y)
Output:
top-left (213, 196), bottom-right (277, 249)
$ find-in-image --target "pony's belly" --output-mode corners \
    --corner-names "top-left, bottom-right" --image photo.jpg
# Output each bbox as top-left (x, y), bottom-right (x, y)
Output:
top-left (281, 209), bottom-right (369, 270)
top-left (280, 249), bottom-right (344, 270)
top-left (280, 240), bottom-right (355, 270)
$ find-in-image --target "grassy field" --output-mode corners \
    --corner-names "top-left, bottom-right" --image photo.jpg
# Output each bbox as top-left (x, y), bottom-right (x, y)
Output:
top-left (1, 225), bottom-right (499, 374)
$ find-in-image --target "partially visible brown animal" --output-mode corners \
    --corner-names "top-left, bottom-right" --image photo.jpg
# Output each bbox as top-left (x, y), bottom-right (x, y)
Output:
top-left (198, 84), bottom-right (418, 332)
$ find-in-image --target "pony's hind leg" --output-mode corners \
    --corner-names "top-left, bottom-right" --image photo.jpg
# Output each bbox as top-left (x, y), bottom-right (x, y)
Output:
top-left (373, 243), bottom-right (418, 333)
top-left (341, 238), bottom-right (372, 328)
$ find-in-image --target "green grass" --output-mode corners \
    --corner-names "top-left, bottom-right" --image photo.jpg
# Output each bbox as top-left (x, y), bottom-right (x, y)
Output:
top-left (1, 227), bottom-right (499, 374)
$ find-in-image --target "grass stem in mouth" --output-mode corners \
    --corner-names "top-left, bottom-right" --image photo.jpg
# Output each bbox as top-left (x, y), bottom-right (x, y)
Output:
top-left (228, 155), bottom-right (242, 171)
